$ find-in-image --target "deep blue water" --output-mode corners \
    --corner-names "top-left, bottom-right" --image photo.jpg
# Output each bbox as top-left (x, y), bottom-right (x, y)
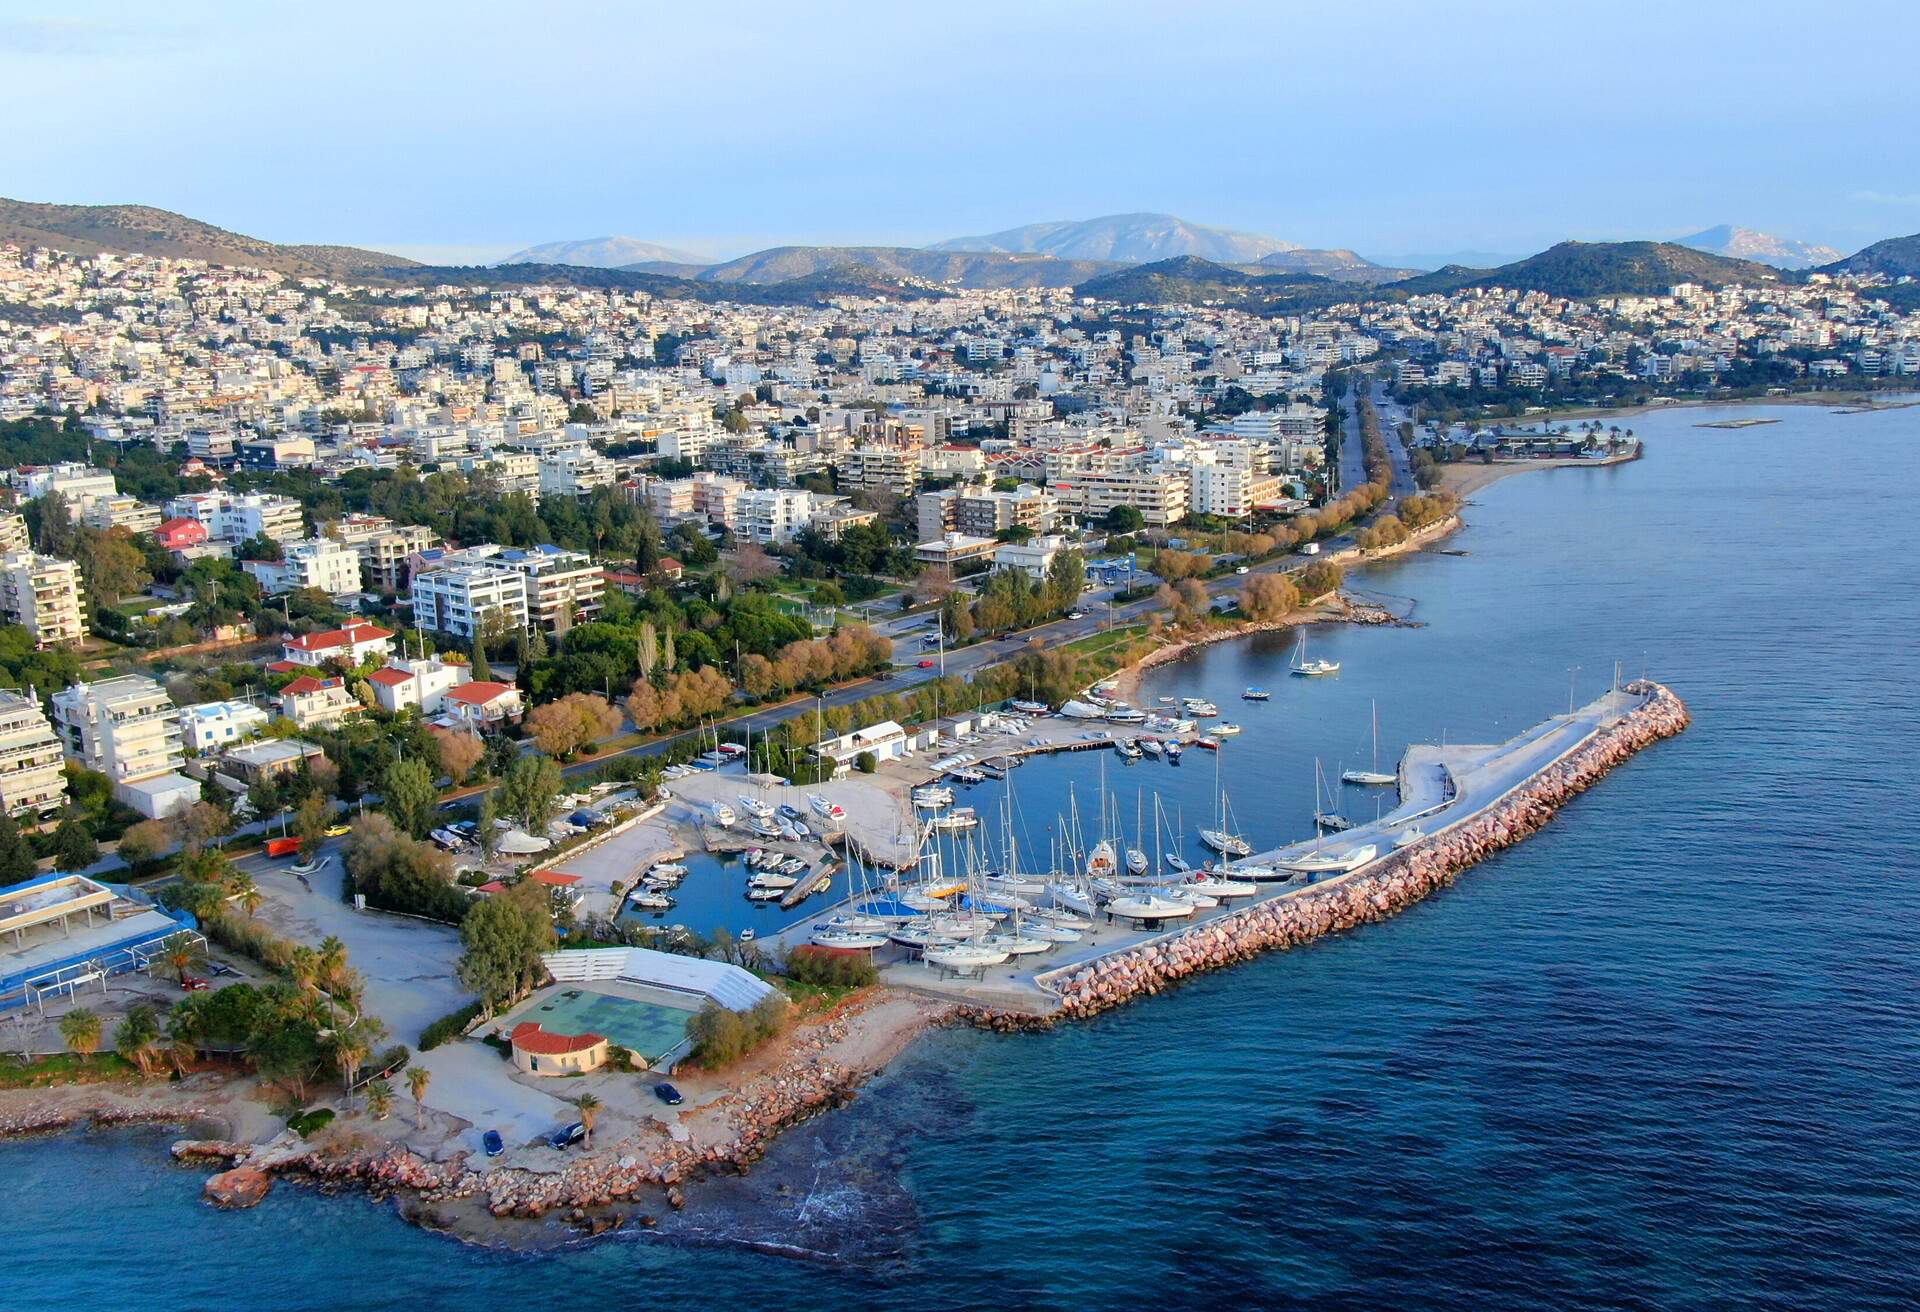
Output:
top-left (10, 402), bottom-right (1920, 1310)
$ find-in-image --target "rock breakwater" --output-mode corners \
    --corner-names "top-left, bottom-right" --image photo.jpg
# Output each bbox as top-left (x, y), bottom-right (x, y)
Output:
top-left (998, 681), bottom-right (1689, 1024)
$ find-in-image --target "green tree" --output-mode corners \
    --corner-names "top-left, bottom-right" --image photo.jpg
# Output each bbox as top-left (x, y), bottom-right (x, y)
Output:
top-left (0, 810), bottom-right (40, 886)
top-left (456, 882), bottom-right (556, 1012)
top-left (114, 1004), bottom-right (164, 1078)
top-left (1104, 504), bottom-right (1145, 534)
top-left (51, 815), bottom-right (98, 873)
top-left (471, 636), bottom-right (492, 682)
top-left (407, 1064), bottom-right (432, 1128)
top-left (293, 790), bottom-right (330, 857)
top-left (59, 1006), bottom-right (102, 1058)
top-left (575, 1091), bottom-right (601, 1147)
top-left (364, 1077), bottom-right (394, 1121)
top-left (475, 794), bottom-right (499, 860)
top-left (497, 754), bottom-right (561, 834)
top-left (382, 757), bottom-right (438, 839)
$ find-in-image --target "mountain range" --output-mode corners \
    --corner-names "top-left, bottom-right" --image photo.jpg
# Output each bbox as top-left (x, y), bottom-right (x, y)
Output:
top-left (2, 196), bottom-right (1915, 312)
top-left (499, 235), bottom-right (705, 268)
top-left (1677, 224), bottom-right (1841, 271)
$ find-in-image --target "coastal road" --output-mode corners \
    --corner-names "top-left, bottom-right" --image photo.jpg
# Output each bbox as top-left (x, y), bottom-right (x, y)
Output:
top-left (1336, 386), bottom-right (1366, 494)
top-left (1373, 381), bottom-right (1418, 498)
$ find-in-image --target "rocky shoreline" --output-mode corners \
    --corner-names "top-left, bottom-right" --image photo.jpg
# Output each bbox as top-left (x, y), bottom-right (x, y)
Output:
top-left (963, 680), bottom-right (1690, 1027)
top-left (169, 992), bottom-right (948, 1234)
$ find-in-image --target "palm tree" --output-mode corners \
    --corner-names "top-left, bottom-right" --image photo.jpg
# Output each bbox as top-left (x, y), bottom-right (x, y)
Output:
top-left (159, 932), bottom-right (206, 984)
top-left (114, 1006), bottom-right (163, 1078)
top-left (329, 1023), bottom-right (372, 1110)
top-left (364, 1078), bottom-right (394, 1121)
top-left (59, 1007), bottom-right (101, 1060)
top-left (406, 1065), bottom-right (431, 1129)
top-left (224, 869), bottom-right (261, 918)
top-left (163, 999), bottom-right (205, 1075)
top-left (575, 1092), bottom-right (601, 1148)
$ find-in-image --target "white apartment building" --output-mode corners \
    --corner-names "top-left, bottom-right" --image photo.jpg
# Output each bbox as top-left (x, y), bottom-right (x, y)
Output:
top-left (410, 561), bottom-right (529, 640)
top-left (179, 699), bottom-right (271, 756)
top-left (52, 675), bottom-right (195, 818)
top-left (416, 543), bottom-right (602, 634)
top-left (729, 488), bottom-right (826, 545)
top-left (538, 450), bottom-right (617, 497)
top-left (992, 534), bottom-right (1070, 582)
top-left (0, 514), bottom-right (26, 554)
top-left (10, 463), bottom-right (117, 512)
top-left (325, 515), bottom-right (440, 592)
top-left (0, 551), bottom-right (87, 648)
top-left (0, 690), bottom-right (69, 820)
top-left (241, 537), bottom-right (364, 597)
top-left (81, 494), bottom-right (163, 536)
top-left (1054, 466), bottom-right (1190, 527)
top-left (164, 491), bottom-right (306, 544)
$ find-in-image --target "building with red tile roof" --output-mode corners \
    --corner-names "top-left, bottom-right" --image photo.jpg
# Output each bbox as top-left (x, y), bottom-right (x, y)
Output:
top-left (509, 1021), bottom-right (609, 1075)
top-left (281, 620), bottom-right (395, 668)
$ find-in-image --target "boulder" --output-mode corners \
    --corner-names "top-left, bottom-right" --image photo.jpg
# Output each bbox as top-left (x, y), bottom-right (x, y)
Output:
top-left (204, 1166), bottom-right (272, 1209)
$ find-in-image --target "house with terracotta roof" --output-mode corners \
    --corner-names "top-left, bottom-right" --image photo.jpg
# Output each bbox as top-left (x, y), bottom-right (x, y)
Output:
top-left (281, 620), bottom-right (395, 669)
top-left (440, 680), bottom-right (523, 732)
top-left (153, 517), bottom-right (208, 552)
top-left (365, 655), bottom-right (469, 716)
top-left (509, 1021), bottom-right (608, 1076)
top-left (279, 675), bottom-right (360, 729)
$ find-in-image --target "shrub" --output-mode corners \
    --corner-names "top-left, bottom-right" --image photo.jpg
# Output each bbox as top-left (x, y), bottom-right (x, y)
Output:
top-left (785, 946), bottom-right (879, 989)
top-left (686, 995), bottom-right (790, 1068)
top-left (418, 1000), bottom-right (485, 1051)
top-left (855, 751), bottom-right (877, 774)
top-left (287, 1107), bottom-right (336, 1137)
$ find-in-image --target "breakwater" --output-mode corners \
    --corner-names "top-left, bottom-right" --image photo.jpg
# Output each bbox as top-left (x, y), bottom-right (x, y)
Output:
top-left (980, 681), bottom-right (1689, 1025)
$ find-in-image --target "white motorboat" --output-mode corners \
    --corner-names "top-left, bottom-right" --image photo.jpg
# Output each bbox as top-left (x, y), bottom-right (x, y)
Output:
top-left (1107, 707), bottom-right (1147, 725)
top-left (738, 795), bottom-right (775, 819)
top-left (1125, 847), bottom-right (1149, 876)
top-left (740, 928), bottom-right (756, 942)
top-left (1213, 722), bottom-right (1243, 737)
top-left (1137, 738), bottom-right (1163, 757)
top-left (749, 872), bottom-right (798, 890)
top-left (1160, 885), bottom-right (1217, 909)
top-left (778, 822), bottom-right (800, 842)
top-left (923, 941), bottom-right (1012, 970)
top-left (1280, 843), bottom-right (1379, 874)
top-left (1050, 884), bottom-right (1093, 915)
top-left (748, 818), bottom-right (781, 839)
top-left (790, 820), bottom-right (811, 839)
top-left (930, 807), bottom-right (979, 832)
top-left (1181, 699), bottom-right (1219, 717)
top-left (1059, 699), bottom-right (1105, 719)
top-left (1107, 894), bottom-right (1196, 922)
top-left (629, 890), bottom-right (675, 910)
top-left (810, 928), bottom-right (887, 950)
top-left (913, 786), bottom-right (954, 808)
top-left (808, 794), bottom-right (846, 822)
top-left (1198, 828), bottom-right (1252, 857)
top-left (1289, 632), bottom-right (1340, 677)
top-left (950, 767), bottom-right (986, 785)
top-left (707, 802), bottom-right (738, 827)
top-left (1114, 739), bottom-right (1142, 760)
top-left (1019, 921), bottom-right (1083, 944)
top-left (1242, 687), bottom-right (1271, 701)
top-left (747, 886), bottom-right (784, 902)
top-left (1164, 740), bottom-right (1183, 760)
top-left (779, 857), bottom-right (808, 874)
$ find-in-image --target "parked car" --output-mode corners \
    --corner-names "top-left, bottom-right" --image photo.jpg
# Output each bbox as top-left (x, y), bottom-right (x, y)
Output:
top-left (1235, 565), bottom-right (1249, 575)
top-left (324, 823), bottom-right (350, 838)
top-left (547, 1122), bottom-right (586, 1150)
top-left (482, 1130), bottom-right (504, 1157)
top-left (179, 976), bottom-right (209, 992)
top-left (1067, 610), bottom-right (1084, 620)
top-left (653, 1082), bottom-right (684, 1106)
top-left (917, 659), bottom-right (936, 669)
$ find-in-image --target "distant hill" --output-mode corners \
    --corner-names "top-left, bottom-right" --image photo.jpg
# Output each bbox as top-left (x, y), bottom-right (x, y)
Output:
top-left (500, 236), bottom-right (707, 268)
top-left (1678, 224), bottom-right (1840, 270)
top-left (1253, 248), bottom-right (1418, 284)
top-left (1819, 232), bottom-right (1920, 279)
top-left (687, 245), bottom-right (1115, 289)
top-left (386, 260), bottom-right (951, 306)
top-left (1074, 256), bottom-right (1359, 312)
top-left (932, 212), bottom-right (1304, 265)
top-left (1385, 241), bottom-right (1792, 298)
top-left (0, 197), bottom-right (415, 279)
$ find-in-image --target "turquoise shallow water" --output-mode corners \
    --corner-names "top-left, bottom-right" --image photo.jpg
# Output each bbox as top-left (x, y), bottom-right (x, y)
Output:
top-left (8, 401), bottom-right (1920, 1310)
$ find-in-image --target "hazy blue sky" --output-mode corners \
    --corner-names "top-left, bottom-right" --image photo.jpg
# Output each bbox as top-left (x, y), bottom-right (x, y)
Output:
top-left (3, 0), bottom-right (1916, 263)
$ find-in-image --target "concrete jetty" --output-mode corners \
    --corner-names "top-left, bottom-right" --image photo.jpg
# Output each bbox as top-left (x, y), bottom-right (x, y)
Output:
top-left (844, 680), bottom-right (1690, 1019)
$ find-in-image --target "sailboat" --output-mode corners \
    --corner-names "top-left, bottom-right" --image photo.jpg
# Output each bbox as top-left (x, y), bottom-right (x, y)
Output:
top-left (1342, 701), bottom-right (1397, 786)
top-left (1313, 759), bottom-right (1351, 833)
top-left (1289, 632), bottom-right (1340, 677)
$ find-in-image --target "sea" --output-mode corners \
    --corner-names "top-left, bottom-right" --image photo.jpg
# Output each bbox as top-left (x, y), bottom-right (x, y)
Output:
top-left (9, 400), bottom-right (1920, 1310)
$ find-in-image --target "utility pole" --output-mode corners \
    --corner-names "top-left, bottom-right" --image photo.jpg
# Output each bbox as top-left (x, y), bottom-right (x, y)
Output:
top-left (1567, 664), bottom-right (1581, 716)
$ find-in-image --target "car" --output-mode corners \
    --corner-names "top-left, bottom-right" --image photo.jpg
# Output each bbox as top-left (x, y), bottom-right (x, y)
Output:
top-left (1235, 565), bottom-right (1249, 575)
top-left (208, 961), bottom-right (236, 977)
top-left (179, 976), bottom-right (209, 992)
top-left (653, 1082), bottom-right (684, 1106)
top-left (1067, 610), bottom-right (1084, 620)
top-left (547, 1122), bottom-right (586, 1150)
top-left (917, 659), bottom-right (936, 669)
top-left (324, 824), bottom-right (350, 838)
top-left (482, 1130), bottom-right (504, 1157)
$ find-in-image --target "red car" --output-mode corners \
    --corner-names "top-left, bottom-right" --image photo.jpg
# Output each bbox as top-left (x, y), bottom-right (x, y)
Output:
top-left (917, 659), bottom-right (936, 668)
top-left (180, 976), bottom-right (209, 992)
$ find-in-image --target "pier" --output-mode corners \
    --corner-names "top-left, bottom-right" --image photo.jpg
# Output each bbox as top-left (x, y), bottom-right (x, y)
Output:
top-left (773, 681), bottom-right (1690, 1018)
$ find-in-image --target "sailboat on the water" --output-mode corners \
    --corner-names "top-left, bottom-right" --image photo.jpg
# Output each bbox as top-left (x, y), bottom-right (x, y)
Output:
top-left (1343, 701), bottom-right (1397, 786)
top-left (1289, 632), bottom-right (1340, 678)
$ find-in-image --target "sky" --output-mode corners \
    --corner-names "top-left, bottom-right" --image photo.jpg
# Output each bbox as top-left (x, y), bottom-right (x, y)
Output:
top-left (2, 0), bottom-right (1917, 265)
